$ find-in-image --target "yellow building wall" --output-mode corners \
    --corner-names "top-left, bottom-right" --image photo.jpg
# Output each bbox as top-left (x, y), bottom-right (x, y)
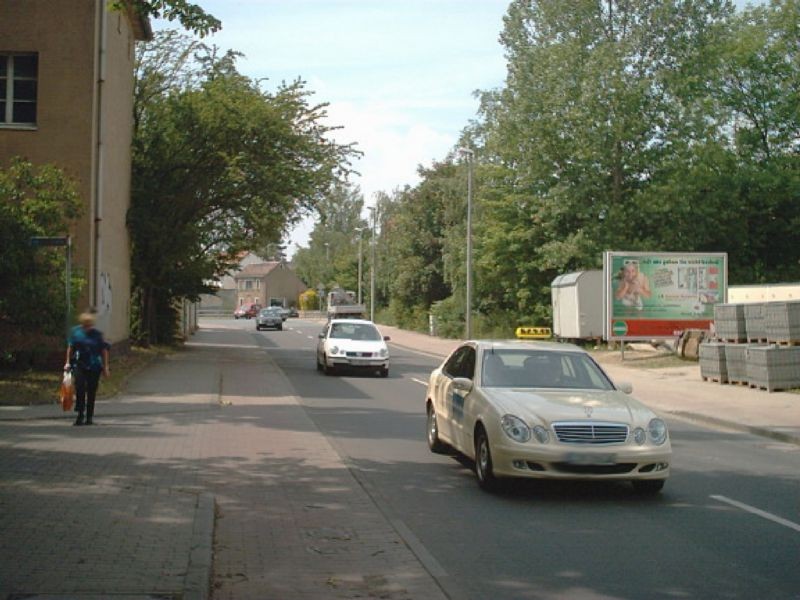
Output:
top-left (0, 0), bottom-right (138, 344)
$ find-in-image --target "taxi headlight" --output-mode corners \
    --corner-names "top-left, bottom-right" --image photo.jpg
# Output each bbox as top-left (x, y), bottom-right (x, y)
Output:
top-left (648, 418), bottom-right (668, 445)
top-left (633, 427), bottom-right (646, 445)
top-left (532, 425), bottom-right (550, 444)
top-left (501, 415), bottom-right (531, 443)
top-left (330, 346), bottom-right (340, 355)
top-left (379, 347), bottom-right (389, 358)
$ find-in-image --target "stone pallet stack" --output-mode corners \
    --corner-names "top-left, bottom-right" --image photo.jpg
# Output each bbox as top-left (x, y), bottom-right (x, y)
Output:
top-left (714, 303), bottom-right (747, 342)
top-left (699, 342), bottom-right (727, 383)
top-left (765, 301), bottom-right (800, 344)
top-left (700, 300), bottom-right (800, 392)
top-left (744, 303), bottom-right (767, 342)
top-left (723, 344), bottom-right (751, 384)
top-left (746, 346), bottom-right (800, 392)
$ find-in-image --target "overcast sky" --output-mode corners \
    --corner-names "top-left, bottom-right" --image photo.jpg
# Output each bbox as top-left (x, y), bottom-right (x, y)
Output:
top-left (153, 0), bottom-right (511, 256)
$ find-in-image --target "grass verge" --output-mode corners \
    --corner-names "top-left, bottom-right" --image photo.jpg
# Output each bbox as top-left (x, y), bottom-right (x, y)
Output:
top-left (0, 345), bottom-right (173, 406)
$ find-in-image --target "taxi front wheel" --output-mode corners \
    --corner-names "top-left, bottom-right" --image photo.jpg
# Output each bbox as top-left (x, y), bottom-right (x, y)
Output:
top-left (475, 427), bottom-right (501, 492)
top-left (426, 405), bottom-right (446, 454)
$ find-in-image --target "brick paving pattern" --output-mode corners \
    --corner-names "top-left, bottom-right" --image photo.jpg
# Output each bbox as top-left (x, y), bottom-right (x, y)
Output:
top-left (0, 325), bottom-right (447, 600)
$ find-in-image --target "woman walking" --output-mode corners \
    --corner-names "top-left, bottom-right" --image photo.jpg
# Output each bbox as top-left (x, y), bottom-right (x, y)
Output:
top-left (64, 311), bottom-right (110, 426)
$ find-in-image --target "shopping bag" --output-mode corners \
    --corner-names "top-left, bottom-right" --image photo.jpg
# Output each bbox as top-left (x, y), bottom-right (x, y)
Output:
top-left (60, 371), bottom-right (74, 412)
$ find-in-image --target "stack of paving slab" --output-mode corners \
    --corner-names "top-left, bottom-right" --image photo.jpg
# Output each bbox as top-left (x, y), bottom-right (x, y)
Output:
top-left (714, 303), bottom-right (747, 342)
top-left (746, 345), bottom-right (800, 392)
top-left (744, 303), bottom-right (767, 343)
top-left (764, 301), bottom-right (800, 344)
top-left (701, 300), bottom-right (800, 392)
top-left (699, 341), bottom-right (728, 383)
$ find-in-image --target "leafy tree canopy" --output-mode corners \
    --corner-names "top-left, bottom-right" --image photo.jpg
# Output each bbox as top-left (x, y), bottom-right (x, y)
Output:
top-left (114, 0), bottom-right (222, 37)
top-left (131, 32), bottom-right (358, 342)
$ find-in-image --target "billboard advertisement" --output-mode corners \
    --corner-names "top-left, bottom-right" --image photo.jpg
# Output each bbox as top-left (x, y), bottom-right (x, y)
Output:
top-left (603, 252), bottom-right (728, 340)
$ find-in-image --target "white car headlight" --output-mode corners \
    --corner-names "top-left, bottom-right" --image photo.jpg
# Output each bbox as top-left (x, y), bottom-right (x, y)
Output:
top-left (501, 415), bottom-right (531, 443)
top-left (330, 346), bottom-right (340, 355)
top-left (648, 418), bottom-right (668, 445)
top-left (379, 347), bottom-right (389, 358)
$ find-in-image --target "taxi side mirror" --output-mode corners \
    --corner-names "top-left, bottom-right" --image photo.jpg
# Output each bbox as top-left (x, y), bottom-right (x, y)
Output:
top-left (383, 336), bottom-right (391, 341)
top-left (452, 377), bottom-right (473, 393)
top-left (617, 381), bottom-right (633, 394)
top-left (318, 332), bottom-right (325, 339)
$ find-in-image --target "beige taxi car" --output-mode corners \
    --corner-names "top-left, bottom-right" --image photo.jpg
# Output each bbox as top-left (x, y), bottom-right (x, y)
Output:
top-left (425, 340), bottom-right (671, 493)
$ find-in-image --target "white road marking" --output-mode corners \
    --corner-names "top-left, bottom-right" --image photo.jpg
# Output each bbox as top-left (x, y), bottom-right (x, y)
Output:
top-left (411, 378), bottom-right (428, 387)
top-left (307, 336), bottom-right (314, 340)
top-left (710, 495), bottom-right (800, 533)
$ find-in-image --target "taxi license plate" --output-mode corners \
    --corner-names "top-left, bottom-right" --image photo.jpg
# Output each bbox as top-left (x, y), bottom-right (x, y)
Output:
top-left (563, 453), bottom-right (617, 466)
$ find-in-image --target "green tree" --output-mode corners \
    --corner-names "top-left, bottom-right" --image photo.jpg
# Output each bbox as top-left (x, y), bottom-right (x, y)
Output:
top-left (114, 1), bottom-right (221, 37)
top-left (474, 0), bottom-right (735, 319)
top-left (0, 159), bottom-right (82, 336)
top-left (131, 32), bottom-right (357, 342)
top-left (292, 182), bottom-right (367, 293)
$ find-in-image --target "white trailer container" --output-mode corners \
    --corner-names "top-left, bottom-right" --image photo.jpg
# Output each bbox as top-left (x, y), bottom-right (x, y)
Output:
top-left (551, 270), bottom-right (604, 339)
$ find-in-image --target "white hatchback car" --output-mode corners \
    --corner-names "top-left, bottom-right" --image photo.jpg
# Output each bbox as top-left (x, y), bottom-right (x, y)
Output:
top-left (425, 341), bottom-right (671, 494)
top-left (316, 319), bottom-right (391, 377)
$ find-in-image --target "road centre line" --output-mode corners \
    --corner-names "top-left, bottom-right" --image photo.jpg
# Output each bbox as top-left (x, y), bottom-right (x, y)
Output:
top-left (711, 495), bottom-right (800, 533)
top-left (411, 378), bottom-right (428, 387)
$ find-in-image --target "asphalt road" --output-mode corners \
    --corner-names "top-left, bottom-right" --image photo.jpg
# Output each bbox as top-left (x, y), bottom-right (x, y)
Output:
top-left (220, 317), bottom-right (800, 600)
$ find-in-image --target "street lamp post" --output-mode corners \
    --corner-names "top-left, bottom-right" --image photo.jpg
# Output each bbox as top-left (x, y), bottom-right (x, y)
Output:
top-left (356, 228), bottom-right (363, 305)
top-left (458, 147), bottom-right (474, 339)
top-left (368, 207), bottom-right (376, 322)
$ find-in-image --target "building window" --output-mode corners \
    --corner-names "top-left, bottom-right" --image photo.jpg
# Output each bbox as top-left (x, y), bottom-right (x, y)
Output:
top-left (245, 280), bottom-right (253, 290)
top-left (0, 54), bottom-right (38, 126)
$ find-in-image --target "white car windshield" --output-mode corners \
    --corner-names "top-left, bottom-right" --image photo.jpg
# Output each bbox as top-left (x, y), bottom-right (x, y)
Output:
top-left (482, 349), bottom-right (614, 390)
top-left (329, 323), bottom-right (382, 341)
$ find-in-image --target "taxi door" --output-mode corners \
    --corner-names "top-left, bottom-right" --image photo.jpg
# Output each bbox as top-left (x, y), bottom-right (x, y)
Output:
top-left (448, 346), bottom-right (477, 453)
top-left (435, 345), bottom-right (476, 452)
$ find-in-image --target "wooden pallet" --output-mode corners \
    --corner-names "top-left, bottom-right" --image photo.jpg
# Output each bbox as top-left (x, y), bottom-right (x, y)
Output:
top-left (717, 338), bottom-right (748, 344)
top-left (747, 338), bottom-right (768, 344)
top-left (770, 340), bottom-right (800, 346)
top-left (701, 376), bottom-right (727, 384)
top-left (749, 383), bottom-right (781, 392)
top-left (729, 380), bottom-right (749, 386)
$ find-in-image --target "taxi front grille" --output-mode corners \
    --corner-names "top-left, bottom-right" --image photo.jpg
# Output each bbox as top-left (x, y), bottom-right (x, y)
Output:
top-left (346, 351), bottom-right (374, 357)
top-left (553, 422), bottom-right (629, 445)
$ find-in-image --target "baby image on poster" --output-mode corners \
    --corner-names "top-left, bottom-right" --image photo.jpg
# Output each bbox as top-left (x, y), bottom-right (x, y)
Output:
top-left (615, 260), bottom-right (652, 310)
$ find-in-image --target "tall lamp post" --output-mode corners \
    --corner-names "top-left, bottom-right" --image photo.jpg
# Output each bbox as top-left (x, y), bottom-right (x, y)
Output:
top-left (457, 147), bottom-right (474, 339)
top-left (355, 228), bottom-right (363, 305)
top-left (368, 207), bottom-right (376, 322)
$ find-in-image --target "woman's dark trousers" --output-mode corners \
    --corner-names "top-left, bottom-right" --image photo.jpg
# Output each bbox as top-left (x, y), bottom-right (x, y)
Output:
top-left (74, 368), bottom-right (101, 424)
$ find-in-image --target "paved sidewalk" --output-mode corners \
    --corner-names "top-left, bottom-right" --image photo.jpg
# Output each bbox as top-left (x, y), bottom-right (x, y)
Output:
top-left (0, 324), bottom-right (448, 600)
top-left (379, 324), bottom-right (800, 446)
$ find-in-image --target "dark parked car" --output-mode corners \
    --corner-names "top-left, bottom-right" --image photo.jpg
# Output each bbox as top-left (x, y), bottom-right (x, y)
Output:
top-left (256, 308), bottom-right (283, 331)
top-left (288, 307), bottom-right (299, 318)
top-left (234, 303), bottom-right (261, 319)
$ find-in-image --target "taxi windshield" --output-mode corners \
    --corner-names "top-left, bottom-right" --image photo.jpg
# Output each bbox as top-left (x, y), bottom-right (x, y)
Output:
top-left (481, 349), bottom-right (613, 390)
top-left (329, 323), bottom-right (382, 341)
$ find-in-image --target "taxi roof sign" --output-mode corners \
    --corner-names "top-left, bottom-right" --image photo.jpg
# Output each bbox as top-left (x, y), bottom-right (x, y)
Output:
top-left (515, 326), bottom-right (552, 339)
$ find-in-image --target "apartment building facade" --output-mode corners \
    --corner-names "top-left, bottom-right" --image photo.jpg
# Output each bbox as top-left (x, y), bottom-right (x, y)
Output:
top-left (0, 0), bottom-right (150, 344)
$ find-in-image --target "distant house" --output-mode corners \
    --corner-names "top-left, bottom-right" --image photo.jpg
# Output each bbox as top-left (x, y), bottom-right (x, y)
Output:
top-left (199, 252), bottom-right (265, 312)
top-left (234, 262), bottom-right (307, 309)
top-left (0, 0), bottom-right (151, 345)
